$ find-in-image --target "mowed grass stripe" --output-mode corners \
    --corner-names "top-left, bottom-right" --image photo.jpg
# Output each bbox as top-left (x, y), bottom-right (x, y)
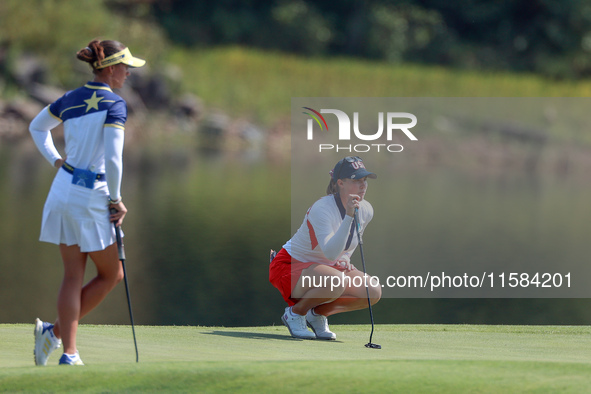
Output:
top-left (1, 324), bottom-right (590, 392)
top-left (1, 360), bottom-right (590, 393)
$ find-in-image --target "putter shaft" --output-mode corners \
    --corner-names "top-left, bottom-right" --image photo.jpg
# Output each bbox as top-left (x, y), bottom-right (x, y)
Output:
top-left (354, 208), bottom-right (381, 349)
top-left (111, 208), bottom-right (139, 362)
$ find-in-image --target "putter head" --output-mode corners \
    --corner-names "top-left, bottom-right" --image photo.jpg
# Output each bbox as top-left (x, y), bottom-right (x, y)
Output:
top-left (365, 342), bottom-right (381, 349)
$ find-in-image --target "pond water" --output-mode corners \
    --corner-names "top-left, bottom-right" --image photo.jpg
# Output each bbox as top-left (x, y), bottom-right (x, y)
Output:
top-left (1, 140), bottom-right (590, 327)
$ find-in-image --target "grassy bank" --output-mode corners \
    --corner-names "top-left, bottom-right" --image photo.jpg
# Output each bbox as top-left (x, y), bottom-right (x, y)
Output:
top-left (169, 46), bottom-right (591, 127)
top-left (2, 324), bottom-right (590, 392)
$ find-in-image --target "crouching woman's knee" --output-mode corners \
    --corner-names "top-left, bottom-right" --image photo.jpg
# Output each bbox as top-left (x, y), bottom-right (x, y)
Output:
top-left (368, 278), bottom-right (382, 305)
top-left (114, 265), bottom-right (125, 285)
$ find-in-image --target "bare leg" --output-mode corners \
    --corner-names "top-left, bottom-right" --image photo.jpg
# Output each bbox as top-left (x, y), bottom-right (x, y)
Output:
top-left (54, 244), bottom-right (87, 354)
top-left (291, 266), bottom-right (381, 316)
top-left (80, 243), bottom-right (124, 318)
top-left (53, 243), bottom-right (123, 354)
top-left (315, 269), bottom-right (381, 316)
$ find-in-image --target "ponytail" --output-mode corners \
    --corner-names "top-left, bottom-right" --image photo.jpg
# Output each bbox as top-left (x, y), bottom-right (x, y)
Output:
top-left (326, 179), bottom-right (339, 195)
top-left (76, 39), bottom-right (123, 73)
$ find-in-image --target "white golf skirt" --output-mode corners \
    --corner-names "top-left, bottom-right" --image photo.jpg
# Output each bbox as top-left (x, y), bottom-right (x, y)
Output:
top-left (39, 168), bottom-right (117, 252)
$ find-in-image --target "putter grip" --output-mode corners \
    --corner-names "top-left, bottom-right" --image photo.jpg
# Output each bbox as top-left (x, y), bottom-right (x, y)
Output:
top-left (354, 208), bottom-right (363, 245)
top-left (110, 208), bottom-right (126, 260)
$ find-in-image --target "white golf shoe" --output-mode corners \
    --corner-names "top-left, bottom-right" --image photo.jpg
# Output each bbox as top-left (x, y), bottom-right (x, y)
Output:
top-left (306, 309), bottom-right (336, 340)
top-left (34, 318), bottom-right (61, 366)
top-left (281, 307), bottom-right (316, 339)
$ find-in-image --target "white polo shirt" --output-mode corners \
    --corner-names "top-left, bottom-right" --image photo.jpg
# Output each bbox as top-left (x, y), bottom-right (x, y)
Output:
top-left (284, 193), bottom-right (373, 265)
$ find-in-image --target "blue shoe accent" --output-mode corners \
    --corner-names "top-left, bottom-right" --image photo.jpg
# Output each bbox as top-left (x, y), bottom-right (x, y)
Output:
top-left (42, 322), bottom-right (54, 335)
top-left (59, 353), bottom-right (84, 366)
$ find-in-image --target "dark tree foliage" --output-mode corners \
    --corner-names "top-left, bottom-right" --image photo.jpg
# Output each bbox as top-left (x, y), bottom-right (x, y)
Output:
top-left (148, 0), bottom-right (591, 78)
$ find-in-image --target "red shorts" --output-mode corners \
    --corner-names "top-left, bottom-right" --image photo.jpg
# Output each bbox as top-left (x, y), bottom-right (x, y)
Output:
top-left (269, 249), bottom-right (316, 306)
top-left (269, 248), bottom-right (350, 306)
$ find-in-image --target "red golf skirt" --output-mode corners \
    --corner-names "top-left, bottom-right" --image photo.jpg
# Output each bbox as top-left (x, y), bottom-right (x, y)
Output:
top-left (269, 248), bottom-right (316, 306)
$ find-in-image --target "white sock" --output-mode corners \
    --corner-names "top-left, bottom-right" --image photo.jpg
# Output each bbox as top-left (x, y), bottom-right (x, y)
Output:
top-left (289, 307), bottom-right (303, 317)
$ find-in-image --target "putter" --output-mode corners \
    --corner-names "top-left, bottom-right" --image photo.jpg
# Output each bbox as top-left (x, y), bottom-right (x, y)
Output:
top-left (354, 208), bottom-right (381, 349)
top-left (111, 208), bottom-right (139, 362)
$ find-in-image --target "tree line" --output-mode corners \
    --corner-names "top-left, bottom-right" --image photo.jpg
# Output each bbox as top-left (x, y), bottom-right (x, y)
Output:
top-left (146, 0), bottom-right (591, 79)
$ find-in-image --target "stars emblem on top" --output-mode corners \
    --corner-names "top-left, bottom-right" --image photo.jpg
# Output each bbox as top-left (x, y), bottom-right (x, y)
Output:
top-left (84, 91), bottom-right (104, 112)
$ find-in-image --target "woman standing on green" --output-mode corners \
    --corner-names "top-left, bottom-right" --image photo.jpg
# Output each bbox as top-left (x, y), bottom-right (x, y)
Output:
top-left (29, 39), bottom-right (145, 366)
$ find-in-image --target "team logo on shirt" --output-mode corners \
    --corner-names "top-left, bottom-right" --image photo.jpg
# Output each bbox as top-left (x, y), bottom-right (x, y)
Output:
top-left (303, 107), bottom-right (417, 153)
top-left (84, 92), bottom-right (104, 112)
